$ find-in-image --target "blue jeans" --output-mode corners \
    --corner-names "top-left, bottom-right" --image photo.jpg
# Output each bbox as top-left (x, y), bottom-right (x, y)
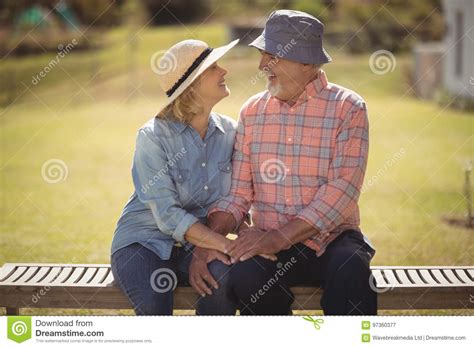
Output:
top-left (229, 230), bottom-right (377, 315)
top-left (111, 243), bottom-right (237, 315)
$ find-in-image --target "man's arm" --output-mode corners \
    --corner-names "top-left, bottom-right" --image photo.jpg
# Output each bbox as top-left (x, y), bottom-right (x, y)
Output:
top-left (295, 101), bottom-right (369, 236)
top-left (207, 211), bottom-right (237, 236)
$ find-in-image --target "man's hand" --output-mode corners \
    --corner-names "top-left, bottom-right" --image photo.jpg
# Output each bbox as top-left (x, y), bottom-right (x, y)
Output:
top-left (189, 247), bottom-right (230, 297)
top-left (207, 211), bottom-right (236, 236)
top-left (225, 227), bottom-right (289, 263)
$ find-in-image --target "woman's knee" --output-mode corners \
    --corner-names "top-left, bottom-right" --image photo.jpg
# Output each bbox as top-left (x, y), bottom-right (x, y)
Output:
top-left (111, 244), bottom-right (175, 315)
top-left (207, 260), bottom-right (231, 284)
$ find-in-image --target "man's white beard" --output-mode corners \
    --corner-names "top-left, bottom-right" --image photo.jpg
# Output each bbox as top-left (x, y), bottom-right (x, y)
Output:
top-left (267, 80), bottom-right (283, 97)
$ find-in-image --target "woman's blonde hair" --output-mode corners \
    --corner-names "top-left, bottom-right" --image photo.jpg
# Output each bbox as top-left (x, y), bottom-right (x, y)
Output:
top-left (157, 75), bottom-right (203, 123)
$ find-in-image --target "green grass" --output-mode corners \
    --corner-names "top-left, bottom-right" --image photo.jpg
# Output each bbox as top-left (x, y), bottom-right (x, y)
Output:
top-left (1, 23), bottom-right (472, 315)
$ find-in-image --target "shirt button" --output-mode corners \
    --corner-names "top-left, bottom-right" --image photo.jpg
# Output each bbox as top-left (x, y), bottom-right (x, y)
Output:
top-left (204, 185), bottom-right (208, 190)
top-left (227, 166), bottom-right (230, 171)
top-left (201, 162), bottom-right (206, 167)
top-left (178, 175), bottom-right (182, 179)
top-left (288, 137), bottom-right (292, 142)
top-left (290, 108), bottom-right (295, 112)
top-left (203, 143), bottom-right (207, 147)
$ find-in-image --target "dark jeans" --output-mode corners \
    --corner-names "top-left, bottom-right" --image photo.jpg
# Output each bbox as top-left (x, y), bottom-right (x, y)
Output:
top-left (229, 230), bottom-right (377, 315)
top-left (111, 243), bottom-right (237, 315)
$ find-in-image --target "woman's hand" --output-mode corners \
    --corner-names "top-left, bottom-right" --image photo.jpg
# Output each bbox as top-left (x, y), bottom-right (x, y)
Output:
top-left (184, 222), bottom-right (231, 254)
top-left (189, 247), bottom-right (230, 297)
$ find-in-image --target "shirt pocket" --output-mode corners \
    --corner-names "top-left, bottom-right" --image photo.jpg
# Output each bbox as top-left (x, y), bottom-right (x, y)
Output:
top-left (170, 168), bottom-right (192, 202)
top-left (298, 136), bottom-right (329, 189)
top-left (218, 160), bottom-right (232, 196)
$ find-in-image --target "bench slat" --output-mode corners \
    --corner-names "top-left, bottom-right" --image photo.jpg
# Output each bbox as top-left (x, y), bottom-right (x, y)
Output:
top-left (102, 269), bottom-right (115, 286)
top-left (419, 269), bottom-right (439, 285)
top-left (0, 264), bottom-right (16, 282)
top-left (443, 269), bottom-right (464, 284)
top-left (77, 268), bottom-right (99, 285)
top-left (371, 269), bottom-right (387, 287)
top-left (395, 269), bottom-right (413, 285)
top-left (454, 269), bottom-right (472, 284)
top-left (63, 267), bottom-right (86, 285)
top-left (406, 269), bottom-right (425, 285)
top-left (42, 267), bottom-right (63, 284)
top-left (29, 267), bottom-right (51, 283)
top-left (382, 269), bottom-right (399, 285)
top-left (10, 266), bottom-right (29, 283)
top-left (89, 268), bottom-right (109, 286)
top-left (430, 269), bottom-right (452, 285)
top-left (51, 267), bottom-right (74, 285)
top-left (17, 266), bottom-right (40, 284)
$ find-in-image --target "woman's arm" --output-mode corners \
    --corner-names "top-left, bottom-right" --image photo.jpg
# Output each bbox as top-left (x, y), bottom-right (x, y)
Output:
top-left (184, 222), bottom-right (230, 253)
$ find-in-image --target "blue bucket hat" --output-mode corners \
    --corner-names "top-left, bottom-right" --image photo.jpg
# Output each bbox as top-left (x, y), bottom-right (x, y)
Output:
top-left (249, 9), bottom-right (332, 65)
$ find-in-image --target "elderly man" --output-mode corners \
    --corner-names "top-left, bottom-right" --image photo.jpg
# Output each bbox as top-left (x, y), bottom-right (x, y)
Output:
top-left (204, 9), bottom-right (377, 315)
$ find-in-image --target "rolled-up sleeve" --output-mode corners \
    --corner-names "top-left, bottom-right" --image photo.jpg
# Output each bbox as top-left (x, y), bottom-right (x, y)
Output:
top-left (132, 129), bottom-right (198, 242)
top-left (209, 106), bottom-right (254, 225)
top-left (297, 101), bottom-right (369, 236)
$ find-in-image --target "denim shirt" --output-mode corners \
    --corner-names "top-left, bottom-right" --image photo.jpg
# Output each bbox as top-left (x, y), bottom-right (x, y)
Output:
top-left (111, 112), bottom-right (237, 260)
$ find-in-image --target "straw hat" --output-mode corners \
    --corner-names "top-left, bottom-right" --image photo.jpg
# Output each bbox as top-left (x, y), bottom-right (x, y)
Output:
top-left (154, 39), bottom-right (239, 114)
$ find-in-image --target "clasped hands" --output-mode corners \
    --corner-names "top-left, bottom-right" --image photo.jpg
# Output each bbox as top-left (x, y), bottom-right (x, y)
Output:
top-left (189, 226), bottom-right (288, 297)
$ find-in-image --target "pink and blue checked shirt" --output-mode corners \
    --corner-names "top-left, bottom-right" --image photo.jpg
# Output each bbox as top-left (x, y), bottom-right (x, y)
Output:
top-left (210, 70), bottom-right (370, 256)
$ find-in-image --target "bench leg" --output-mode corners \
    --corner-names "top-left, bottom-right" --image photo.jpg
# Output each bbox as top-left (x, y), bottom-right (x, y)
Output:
top-left (6, 307), bottom-right (19, 316)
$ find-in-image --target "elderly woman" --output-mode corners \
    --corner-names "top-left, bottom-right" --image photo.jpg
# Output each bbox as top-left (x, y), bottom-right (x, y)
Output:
top-left (110, 39), bottom-right (241, 315)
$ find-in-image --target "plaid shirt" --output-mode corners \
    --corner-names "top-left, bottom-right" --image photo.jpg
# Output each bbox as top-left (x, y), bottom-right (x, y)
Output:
top-left (210, 70), bottom-right (369, 256)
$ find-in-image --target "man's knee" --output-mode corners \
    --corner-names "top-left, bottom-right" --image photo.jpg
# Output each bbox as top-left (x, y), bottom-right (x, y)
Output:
top-left (229, 257), bottom-right (273, 295)
top-left (326, 247), bottom-right (371, 284)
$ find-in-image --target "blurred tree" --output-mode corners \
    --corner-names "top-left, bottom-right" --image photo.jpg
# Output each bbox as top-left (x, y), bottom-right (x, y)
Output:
top-left (290, 0), bottom-right (333, 23)
top-left (141, 0), bottom-right (211, 25)
top-left (339, 0), bottom-right (444, 53)
top-left (0, 0), bottom-right (124, 28)
top-left (69, 0), bottom-right (124, 27)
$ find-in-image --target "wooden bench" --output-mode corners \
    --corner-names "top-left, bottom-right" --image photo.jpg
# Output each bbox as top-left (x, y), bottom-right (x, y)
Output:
top-left (1, 263), bottom-right (473, 315)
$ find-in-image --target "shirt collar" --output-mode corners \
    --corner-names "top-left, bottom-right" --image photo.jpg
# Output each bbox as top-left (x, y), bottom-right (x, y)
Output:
top-left (276, 69), bottom-right (329, 107)
top-left (168, 112), bottom-right (225, 134)
top-left (209, 112), bottom-right (226, 134)
top-left (296, 69), bottom-right (328, 104)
